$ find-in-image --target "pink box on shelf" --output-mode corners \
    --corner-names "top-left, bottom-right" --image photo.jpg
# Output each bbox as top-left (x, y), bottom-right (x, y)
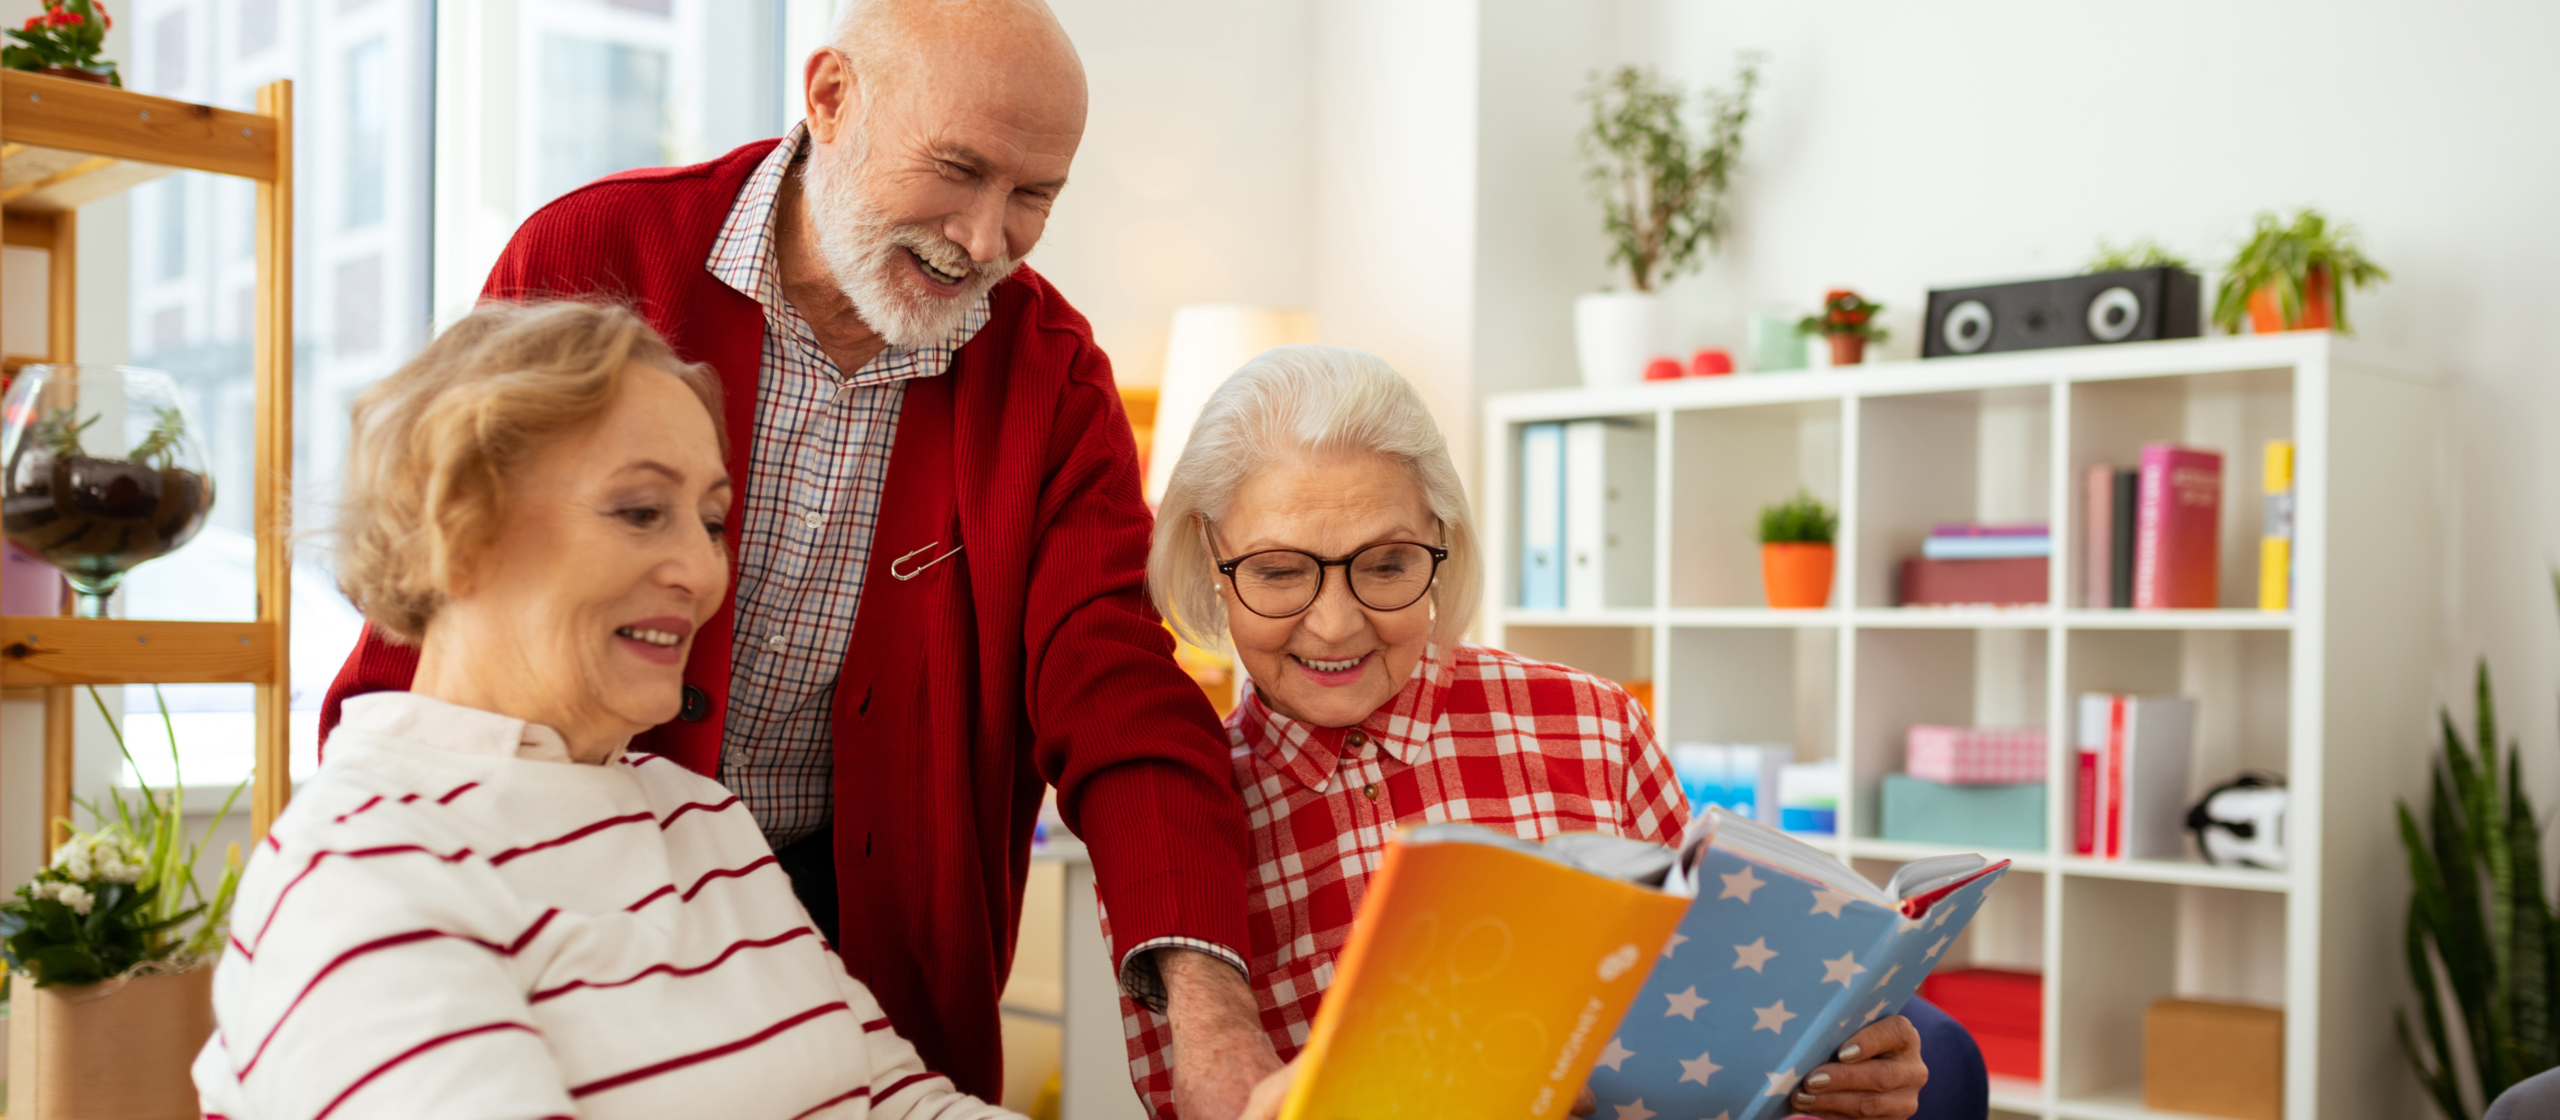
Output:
top-left (1906, 725), bottom-right (2049, 785)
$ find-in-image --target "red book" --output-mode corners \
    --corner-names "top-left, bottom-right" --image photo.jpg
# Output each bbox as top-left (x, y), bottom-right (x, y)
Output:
top-left (2084, 465), bottom-right (2115, 609)
top-left (2103, 695), bottom-right (2128, 858)
top-left (1897, 557), bottom-right (2048, 607)
top-left (2131, 443), bottom-right (2222, 609)
top-left (1919, 968), bottom-right (2043, 1081)
top-left (2073, 749), bottom-right (2098, 856)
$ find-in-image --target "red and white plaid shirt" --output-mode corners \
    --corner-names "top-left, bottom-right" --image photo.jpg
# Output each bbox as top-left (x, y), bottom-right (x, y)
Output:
top-left (1114, 642), bottom-right (1689, 1118)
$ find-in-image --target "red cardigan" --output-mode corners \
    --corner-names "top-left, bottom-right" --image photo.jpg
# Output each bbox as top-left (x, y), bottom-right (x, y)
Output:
top-left (318, 140), bottom-right (1250, 1100)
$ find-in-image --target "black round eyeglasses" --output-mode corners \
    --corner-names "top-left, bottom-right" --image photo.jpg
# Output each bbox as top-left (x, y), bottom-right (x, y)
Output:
top-left (1214, 539), bottom-right (1450, 619)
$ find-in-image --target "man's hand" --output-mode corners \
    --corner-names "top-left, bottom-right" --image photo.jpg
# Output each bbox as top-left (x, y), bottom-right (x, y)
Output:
top-left (1160, 947), bottom-right (1284, 1120)
top-left (1790, 1015), bottom-right (1928, 1119)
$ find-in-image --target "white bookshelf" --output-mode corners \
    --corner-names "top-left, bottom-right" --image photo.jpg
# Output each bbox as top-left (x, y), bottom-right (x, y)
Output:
top-left (1479, 333), bottom-right (2440, 1120)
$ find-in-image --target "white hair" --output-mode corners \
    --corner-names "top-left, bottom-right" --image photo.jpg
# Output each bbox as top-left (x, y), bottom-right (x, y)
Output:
top-left (1150, 344), bottom-right (1481, 649)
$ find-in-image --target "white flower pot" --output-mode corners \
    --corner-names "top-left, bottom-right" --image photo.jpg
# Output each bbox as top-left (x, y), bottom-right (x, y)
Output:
top-left (1574, 291), bottom-right (1671, 388)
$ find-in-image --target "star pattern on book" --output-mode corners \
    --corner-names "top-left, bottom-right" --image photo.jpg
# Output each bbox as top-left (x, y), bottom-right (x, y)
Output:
top-left (1677, 1050), bottom-right (1723, 1087)
top-left (1933, 902), bottom-right (1959, 929)
top-left (1664, 986), bottom-right (1708, 1020)
top-left (1752, 1000), bottom-right (1798, 1033)
top-left (1719, 865), bottom-right (1767, 903)
top-left (1660, 931), bottom-right (1689, 959)
top-left (1611, 1101), bottom-right (1656, 1120)
top-left (1876, 964), bottom-right (1900, 989)
top-left (1865, 998), bottom-right (1892, 1023)
top-left (1732, 937), bottom-right (1778, 972)
top-left (1925, 934), bottom-right (1951, 959)
top-left (1820, 951), bottom-right (1867, 987)
top-left (1763, 1070), bottom-right (1800, 1098)
top-left (1596, 1036), bottom-right (1636, 1072)
top-left (1809, 887), bottom-right (1857, 918)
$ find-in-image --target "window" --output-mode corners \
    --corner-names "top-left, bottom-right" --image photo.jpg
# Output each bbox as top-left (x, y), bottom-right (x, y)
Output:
top-left (343, 37), bottom-right (386, 229)
top-left (537, 34), bottom-right (672, 205)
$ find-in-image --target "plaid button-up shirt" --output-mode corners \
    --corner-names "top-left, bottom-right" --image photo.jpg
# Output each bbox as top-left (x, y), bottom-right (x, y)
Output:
top-left (705, 124), bottom-right (990, 847)
top-left (1114, 642), bottom-right (1689, 1118)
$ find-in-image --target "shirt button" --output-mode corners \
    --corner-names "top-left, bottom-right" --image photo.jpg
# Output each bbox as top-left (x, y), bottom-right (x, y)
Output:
top-left (1345, 731), bottom-right (1367, 747)
top-left (1363, 783), bottom-right (1379, 800)
top-left (766, 633), bottom-right (788, 651)
top-left (802, 511), bottom-right (823, 530)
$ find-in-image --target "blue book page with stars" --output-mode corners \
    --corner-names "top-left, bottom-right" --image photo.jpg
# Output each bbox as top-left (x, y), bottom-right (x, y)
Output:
top-left (1586, 816), bottom-right (2010, 1120)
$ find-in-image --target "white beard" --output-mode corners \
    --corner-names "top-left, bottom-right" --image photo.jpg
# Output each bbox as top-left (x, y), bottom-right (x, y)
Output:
top-left (799, 138), bottom-right (1019, 350)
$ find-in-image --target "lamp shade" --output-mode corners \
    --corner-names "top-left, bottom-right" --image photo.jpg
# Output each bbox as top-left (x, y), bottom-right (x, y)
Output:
top-left (1143, 305), bottom-right (1314, 504)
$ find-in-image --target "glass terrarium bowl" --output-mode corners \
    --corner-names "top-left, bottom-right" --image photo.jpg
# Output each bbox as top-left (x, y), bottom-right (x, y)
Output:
top-left (1, 365), bottom-right (217, 617)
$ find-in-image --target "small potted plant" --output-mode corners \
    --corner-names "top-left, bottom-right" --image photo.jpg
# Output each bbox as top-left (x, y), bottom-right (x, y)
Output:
top-left (3, 689), bottom-right (243, 1117)
top-left (1574, 55), bottom-right (1761, 387)
top-left (1758, 489), bottom-right (1836, 609)
top-left (1, 0), bottom-right (120, 87)
top-left (1798, 290), bottom-right (1889, 366)
top-left (2211, 208), bottom-right (2388, 336)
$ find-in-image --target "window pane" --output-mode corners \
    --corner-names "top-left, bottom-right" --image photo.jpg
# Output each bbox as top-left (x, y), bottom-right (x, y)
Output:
top-left (538, 35), bottom-right (671, 204)
top-left (344, 38), bottom-right (386, 230)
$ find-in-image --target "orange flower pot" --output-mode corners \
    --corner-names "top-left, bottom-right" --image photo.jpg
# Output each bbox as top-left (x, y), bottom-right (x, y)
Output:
top-left (1762, 542), bottom-right (1835, 609)
top-left (1827, 334), bottom-right (1868, 366)
top-left (2245, 267), bottom-right (2333, 333)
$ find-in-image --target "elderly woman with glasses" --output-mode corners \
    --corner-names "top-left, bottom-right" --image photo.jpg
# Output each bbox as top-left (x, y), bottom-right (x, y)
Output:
top-left (1116, 345), bottom-right (1935, 1120)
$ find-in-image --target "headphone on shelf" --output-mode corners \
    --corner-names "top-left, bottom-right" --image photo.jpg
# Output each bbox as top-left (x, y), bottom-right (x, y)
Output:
top-left (2186, 771), bottom-right (2288, 871)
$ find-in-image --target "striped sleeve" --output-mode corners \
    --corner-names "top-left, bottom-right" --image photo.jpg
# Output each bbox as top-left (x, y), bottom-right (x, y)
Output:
top-left (829, 964), bottom-right (1024, 1120)
top-left (197, 833), bottom-right (578, 1120)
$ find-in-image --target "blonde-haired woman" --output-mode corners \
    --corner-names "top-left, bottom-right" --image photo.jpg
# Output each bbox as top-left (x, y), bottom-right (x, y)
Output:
top-left (1119, 345), bottom-right (1931, 1120)
top-left (195, 302), bottom-right (1033, 1119)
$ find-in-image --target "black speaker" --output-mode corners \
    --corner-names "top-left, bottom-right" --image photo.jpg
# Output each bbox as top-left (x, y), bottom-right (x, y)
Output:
top-left (1922, 267), bottom-right (2201, 358)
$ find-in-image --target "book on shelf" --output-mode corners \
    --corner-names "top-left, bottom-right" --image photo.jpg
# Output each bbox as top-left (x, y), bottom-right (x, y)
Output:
top-left (1896, 556), bottom-right (2048, 607)
top-left (1921, 534), bottom-right (2052, 560)
top-left (1917, 967), bottom-right (2043, 1081)
top-left (2073, 693), bottom-right (2197, 859)
top-left (2260, 439), bottom-right (2294, 612)
top-left (1562, 418), bottom-right (1654, 612)
top-left (1519, 422), bottom-right (1565, 608)
top-left (1277, 825), bottom-right (1690, 1120)
top-left (2132, 442), bottom-right (2223, 609)
top-left (1930, 522), bottom-right (2048, 538)
top-left (2111, 467), bottom-right (2138, 608)
top-left (1590, 809), bottom-right (2010, 1119)
top-left (2084, 466), bottom-right (2115, 610)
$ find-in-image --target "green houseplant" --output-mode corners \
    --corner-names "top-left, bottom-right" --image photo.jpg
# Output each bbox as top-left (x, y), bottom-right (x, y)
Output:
top-left (1757, 489), bottom-right (1835, 609)
top-left (1571, 55), bottom-right (1762, 387)
top-left (2395, 573), bottom-right (2560, 1118)
top-left (1, 0), bottom-right (119, 87)
top-left (1797, 289), bottom-right (1888, 367)
top-left (2086, 238), bottom-right (2190, 273)
top-left (3, 687), bottom-right (244, 1117)
top-left (2212, 208), bottom-right (2389, 336)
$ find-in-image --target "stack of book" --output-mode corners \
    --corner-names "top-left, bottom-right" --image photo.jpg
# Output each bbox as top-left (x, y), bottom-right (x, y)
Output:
top-left (1897, 522), bottom-right (2049, 607)
top-left (2083, 442), bottom-right (2224, 610)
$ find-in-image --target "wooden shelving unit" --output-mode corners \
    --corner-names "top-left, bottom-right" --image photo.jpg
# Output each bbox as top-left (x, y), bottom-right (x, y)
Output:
top-left (0, 73), bottom-right (295, 848)
top-left (1481, 333), bottom-right (2441, 1120)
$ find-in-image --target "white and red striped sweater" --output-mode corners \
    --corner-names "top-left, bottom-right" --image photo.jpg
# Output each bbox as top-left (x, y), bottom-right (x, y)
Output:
top-left (194, 693), bottom-right (1021, 1120)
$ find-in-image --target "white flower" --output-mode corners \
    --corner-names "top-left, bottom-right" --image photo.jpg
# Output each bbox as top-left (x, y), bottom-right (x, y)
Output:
top-left (56, 884), bottom-right (93, 915)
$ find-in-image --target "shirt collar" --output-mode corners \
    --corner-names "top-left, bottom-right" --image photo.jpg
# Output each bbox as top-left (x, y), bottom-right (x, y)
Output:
top-left (706, 122), bottom-right (993, 388)
top-left (337, 692), bottom-right (623, 766)
top-left (1238, 644), bottom-right (1452, 794)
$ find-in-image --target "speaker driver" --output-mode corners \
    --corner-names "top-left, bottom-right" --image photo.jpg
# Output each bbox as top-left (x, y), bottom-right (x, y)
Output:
top-left (1943, 299), bottom-right (1994, 355)
top-left (2087, 286), bottom-right (2142, 343)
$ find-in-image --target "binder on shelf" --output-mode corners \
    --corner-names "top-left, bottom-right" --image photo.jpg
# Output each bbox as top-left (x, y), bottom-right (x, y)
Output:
top-left (2073, 693), bottom-right (2197, 860)
top-left (1562, 419), bottom-right (1655, 611)
top-left (1672, 743), bottom-right (1790, 826)
top-left (1519, 422), bottom-right (1565, 608)
top-left (2131, 443), bottom-right (2223, 609)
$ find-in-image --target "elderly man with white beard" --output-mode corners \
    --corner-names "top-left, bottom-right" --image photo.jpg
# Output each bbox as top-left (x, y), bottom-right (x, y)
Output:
top-left (317, 0), bottom-right (1282, 1114)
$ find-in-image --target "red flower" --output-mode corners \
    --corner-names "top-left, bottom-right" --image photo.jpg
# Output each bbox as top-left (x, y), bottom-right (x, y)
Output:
top-left (49, 10), bottom-right (83, 26)
top-left (19, 14), bottom-right (38, 28)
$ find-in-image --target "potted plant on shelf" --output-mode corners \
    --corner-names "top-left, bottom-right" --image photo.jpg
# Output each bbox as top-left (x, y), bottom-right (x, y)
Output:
top-left (3, 688), bottom-right (243, 1119)
top-left (1797, 289), bottom-right (1889, 366)
top-left (1758, 489), bottom-right (1836, 609)
top-left (1, 0), bottom-right (120, 87)
top-left (2211, 208), bottom-right (2388, 336)
top-left (1574, 54), bottom-right (1762, 388)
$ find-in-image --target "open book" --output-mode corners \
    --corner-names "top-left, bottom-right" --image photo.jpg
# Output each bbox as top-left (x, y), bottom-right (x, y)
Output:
top-left (1587, 808), bottom-right (2010, 1119)
top-left (1276, 825), bottom-right (1692, 1120)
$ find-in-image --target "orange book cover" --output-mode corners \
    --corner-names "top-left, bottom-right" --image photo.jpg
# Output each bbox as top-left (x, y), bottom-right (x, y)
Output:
top-left (1278, 831), bottom-right (1691, 1120)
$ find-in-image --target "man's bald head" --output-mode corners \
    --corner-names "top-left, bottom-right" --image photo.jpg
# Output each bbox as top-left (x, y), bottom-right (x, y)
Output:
top-left (826, 0), bottom-right (1087, 128)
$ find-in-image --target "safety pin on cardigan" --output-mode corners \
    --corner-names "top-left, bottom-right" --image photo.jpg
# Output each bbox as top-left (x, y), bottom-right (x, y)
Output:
top-left (890, 541), bottom-right (964, 580)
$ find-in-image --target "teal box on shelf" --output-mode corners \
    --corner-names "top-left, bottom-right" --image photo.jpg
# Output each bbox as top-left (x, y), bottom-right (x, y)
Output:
top-left (1880, 773), bottom-right (2046, 851)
